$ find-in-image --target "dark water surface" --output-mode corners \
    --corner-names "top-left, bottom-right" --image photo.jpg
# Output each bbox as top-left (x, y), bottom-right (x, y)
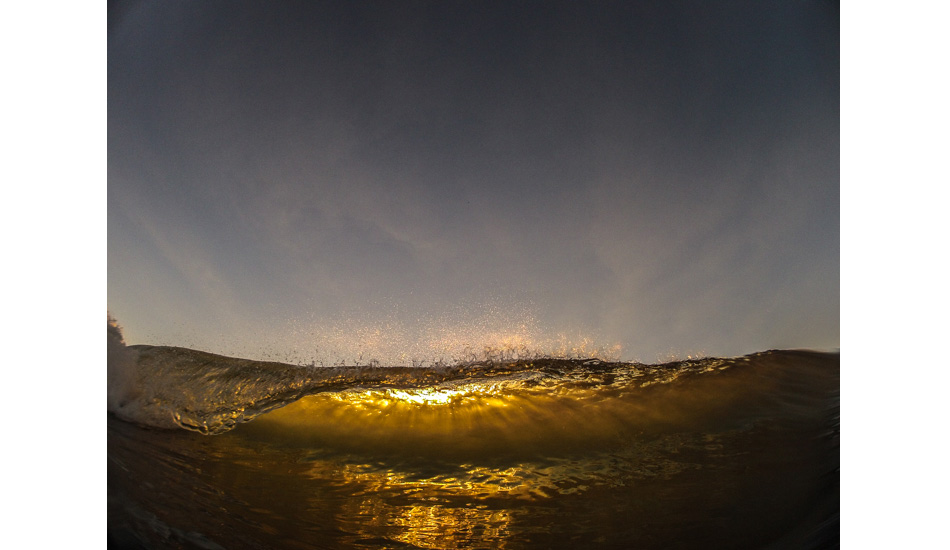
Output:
top-left (108, 350), bottom-right (838, 549)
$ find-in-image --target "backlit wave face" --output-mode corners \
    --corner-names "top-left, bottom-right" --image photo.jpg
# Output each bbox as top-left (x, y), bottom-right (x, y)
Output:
top-left (107, 318), bottom-right (838, 548)
top-left (108, 322), bottom-right (737, 437)
top-left (108, 342), bottom-right (839, 549)
top-left (231, 357), bottom-right (764, 463)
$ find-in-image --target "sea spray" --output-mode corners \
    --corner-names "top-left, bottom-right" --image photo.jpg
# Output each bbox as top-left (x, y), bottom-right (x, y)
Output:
top-left (107, 315), bottom-right (140, 413)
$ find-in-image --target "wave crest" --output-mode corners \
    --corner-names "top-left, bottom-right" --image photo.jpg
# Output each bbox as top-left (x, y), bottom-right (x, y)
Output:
top-left (106, 317), bottom-right (836, 438)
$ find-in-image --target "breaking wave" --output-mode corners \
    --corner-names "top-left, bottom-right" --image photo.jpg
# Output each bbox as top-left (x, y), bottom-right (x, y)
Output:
top-left (107, 316), bottom-right (839, 549)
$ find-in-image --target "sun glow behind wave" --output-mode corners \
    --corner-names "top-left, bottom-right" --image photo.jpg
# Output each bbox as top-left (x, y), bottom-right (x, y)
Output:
top-left (338, 380), bottom-right (524, 408)
top-left (383, 388), bottom-right (471, 406)
top-left (232, 365), bottom-right (735, 464)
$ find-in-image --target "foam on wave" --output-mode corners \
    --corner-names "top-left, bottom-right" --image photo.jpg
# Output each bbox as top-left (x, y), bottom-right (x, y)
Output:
top-left (108, 315), bottom-right (140, 415)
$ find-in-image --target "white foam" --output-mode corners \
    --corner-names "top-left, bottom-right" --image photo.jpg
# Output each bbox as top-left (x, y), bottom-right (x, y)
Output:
top-left (107, 315), bottom-right (140, 414)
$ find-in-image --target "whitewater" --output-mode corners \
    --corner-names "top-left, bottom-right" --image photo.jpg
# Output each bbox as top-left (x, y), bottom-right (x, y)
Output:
top-left (107, 317), bottom-right (839, 549)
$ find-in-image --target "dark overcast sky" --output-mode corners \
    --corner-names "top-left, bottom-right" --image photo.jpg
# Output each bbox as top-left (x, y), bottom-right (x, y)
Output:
top-left (108, 0), bottom-right (839, 363)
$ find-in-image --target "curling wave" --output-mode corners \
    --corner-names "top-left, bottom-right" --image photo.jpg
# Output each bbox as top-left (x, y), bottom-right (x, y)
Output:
top-left (107, 317), bottom-right (835, 444)
top-left (108, 316), bottom-right (839, 549)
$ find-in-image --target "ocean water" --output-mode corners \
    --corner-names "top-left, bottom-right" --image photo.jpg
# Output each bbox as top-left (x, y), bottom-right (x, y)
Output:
top-left (107, 322), bottom-right (839, 549)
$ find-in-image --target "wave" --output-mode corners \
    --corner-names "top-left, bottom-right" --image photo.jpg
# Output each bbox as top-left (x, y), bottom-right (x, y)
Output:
top-left (107, 318), bottom-right (837, 443)
top-left (108, 317), bottom-right (839, 549)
